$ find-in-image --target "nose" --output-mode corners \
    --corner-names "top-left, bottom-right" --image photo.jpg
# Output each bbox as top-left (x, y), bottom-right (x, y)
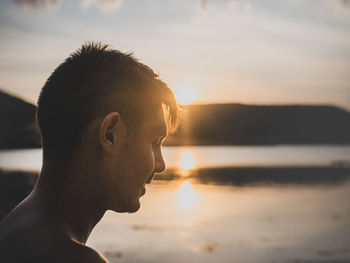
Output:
top-left (146, 153), bottom-right (165, 184)
top-left (154, 152), bottom-right (166, 174)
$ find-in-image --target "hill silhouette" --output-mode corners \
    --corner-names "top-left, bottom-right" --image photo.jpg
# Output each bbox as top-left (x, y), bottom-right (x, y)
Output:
top-left (165, 103), bottom-right (350, 145)
top-left (0, 90), bottom-right (349, 149)
top-left (0, 90), bottom-right (40, 149)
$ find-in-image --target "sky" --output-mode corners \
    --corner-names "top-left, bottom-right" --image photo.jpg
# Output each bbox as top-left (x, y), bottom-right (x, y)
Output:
top-left (0, 0), bottom-right (349, 110)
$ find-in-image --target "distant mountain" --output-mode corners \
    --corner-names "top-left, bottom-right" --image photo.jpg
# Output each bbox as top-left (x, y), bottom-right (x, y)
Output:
top-left (0, 90), bottom-right (41, 149)
top-left (165, 104), bottom-right (350, 145)
top-left (1, 90), bottom-right (350, 149)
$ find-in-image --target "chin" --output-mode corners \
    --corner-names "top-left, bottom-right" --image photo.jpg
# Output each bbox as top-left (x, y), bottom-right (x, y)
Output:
top-left (110, 200), bottom-right (140, 213)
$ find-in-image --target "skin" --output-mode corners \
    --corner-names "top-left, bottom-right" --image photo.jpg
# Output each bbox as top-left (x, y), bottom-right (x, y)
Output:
top-left (0, 105), bottom-right (168, 263)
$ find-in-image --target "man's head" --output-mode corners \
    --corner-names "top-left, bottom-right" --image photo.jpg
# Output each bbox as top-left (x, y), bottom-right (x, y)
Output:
top-left (36, 42), bottom-right (178, 212)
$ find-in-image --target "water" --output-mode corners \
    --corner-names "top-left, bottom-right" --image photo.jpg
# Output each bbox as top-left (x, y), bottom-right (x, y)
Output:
top-left (1, 145), bottom-right (350, 262)
top-left (0, 145), bottom-right (350, 171)
top-left (87, 180), bottom-right (350, 263)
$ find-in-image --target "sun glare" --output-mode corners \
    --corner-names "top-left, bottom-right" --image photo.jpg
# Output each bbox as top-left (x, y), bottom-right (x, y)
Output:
top-left (176, 181), bottom-right (196, 209)
top-left (174, 83), bottom-right (197, 105)
top-left (179, 151), bottom-right (195, 176)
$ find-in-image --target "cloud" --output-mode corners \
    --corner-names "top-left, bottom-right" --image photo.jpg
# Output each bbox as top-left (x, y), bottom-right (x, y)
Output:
top-left (328, 0), bottom-right (350, 13)
top-left (196, 0), bottom-right (253, 14)
top-left (227, 0), bottom-right (253, 12)
top-left (80, 0), bottom-right (122, 13)
top-left (13, 0), bottom-right (62, 11)
top-left (13, 0), bottom-right (122, 12)
top-left (198, 0), bottom-right (208, 11)
top-left (196, 0), bottom-right (212, 14)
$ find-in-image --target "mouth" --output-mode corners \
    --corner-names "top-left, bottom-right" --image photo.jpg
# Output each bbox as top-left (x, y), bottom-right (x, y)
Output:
top-left (139, 185), bottom-right (146, 197)
top-left (140, 173), bottom-right (154, 197)
top-left (146, 173), bottom-right (155, 184)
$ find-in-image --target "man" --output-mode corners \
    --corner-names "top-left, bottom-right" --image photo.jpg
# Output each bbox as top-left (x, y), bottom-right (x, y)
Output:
top-left (0, 43), bottom-right (178, 262)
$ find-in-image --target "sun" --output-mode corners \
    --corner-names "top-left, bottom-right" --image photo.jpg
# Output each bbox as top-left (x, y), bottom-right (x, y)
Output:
top-left (174, 83), bottom-right (197, 105)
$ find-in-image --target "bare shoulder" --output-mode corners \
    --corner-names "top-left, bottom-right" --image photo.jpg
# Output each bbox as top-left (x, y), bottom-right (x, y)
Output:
top-left (0, 198), bottom-right (108, 263)
top-left (0, 219), bottom-right (108, 263)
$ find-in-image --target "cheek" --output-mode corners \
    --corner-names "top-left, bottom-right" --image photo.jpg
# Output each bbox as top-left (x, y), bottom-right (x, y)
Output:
top-left (125, 146), bottom-right (155, 177)
top-left (139, 147), bottom-right (156, 174)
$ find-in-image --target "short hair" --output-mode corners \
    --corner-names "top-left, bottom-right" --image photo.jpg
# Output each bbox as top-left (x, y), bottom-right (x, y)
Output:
top-left (37, 42), bottom-right (178, 157)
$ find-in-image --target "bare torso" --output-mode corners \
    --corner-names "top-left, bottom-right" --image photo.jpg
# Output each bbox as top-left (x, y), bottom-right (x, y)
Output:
top-left (0, 194), bottom-right (108, 263)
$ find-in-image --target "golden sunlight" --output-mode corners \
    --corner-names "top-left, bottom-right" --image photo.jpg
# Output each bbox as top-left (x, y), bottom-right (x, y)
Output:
top-left (174, 83), bottom-right (197, 105)
top-left (179, 151), bottom-right (195, 176)
top-left (176, 181), bottom-right (196, 209)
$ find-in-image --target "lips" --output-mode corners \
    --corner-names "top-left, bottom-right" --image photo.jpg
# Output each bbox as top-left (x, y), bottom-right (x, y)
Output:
top-left (139, 186), bottom-right (146, 197)
top-left (146, 173), bottom-right (155, 184)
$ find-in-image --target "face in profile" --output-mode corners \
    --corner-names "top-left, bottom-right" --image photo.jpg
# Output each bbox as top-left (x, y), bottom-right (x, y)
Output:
top-left (105, 106), bottom-right (168, 213)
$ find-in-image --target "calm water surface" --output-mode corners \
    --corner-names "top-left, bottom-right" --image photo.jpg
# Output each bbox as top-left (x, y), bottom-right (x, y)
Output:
top-left (0, 145), bottom-right (349, 171)
top-left (1, 146), bottom-right (349, 262)
top-left (88, 180), bottom-right (350, 263)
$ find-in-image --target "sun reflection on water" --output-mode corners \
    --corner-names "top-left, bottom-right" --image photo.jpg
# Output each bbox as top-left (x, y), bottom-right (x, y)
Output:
top-left (179, 151), bottom-right (195, 176)
top-left (176, 181), bottom-right (196, 209)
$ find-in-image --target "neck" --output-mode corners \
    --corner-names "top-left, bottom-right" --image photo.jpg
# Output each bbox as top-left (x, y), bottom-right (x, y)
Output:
top-left (33, 160), bottom-right (106, 244)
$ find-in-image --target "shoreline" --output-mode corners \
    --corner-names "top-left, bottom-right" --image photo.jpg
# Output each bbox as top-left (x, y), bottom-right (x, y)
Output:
top-left (156, 166), bottom-right (350, 186)
top-left (1, 166), bottom-right (350, 221)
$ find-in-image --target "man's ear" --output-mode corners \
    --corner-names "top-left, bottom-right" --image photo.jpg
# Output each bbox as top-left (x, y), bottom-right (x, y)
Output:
top-left (98, 112), bottom-right (121, 153)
